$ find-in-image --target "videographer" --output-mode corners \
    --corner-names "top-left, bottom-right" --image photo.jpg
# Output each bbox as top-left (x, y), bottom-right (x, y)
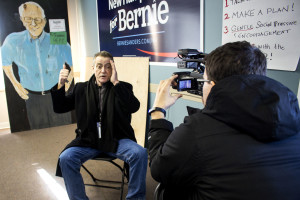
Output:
top-left (148, 41), bottom-right (300, 200)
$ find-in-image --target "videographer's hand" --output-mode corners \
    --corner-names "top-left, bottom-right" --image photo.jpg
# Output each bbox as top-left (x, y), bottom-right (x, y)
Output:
top-left (152, 75), bottom-right (182, 118)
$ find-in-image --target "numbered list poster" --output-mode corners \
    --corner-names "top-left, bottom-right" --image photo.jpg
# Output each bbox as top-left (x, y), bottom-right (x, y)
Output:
top-left (222, 0), bottom-right (300, 71)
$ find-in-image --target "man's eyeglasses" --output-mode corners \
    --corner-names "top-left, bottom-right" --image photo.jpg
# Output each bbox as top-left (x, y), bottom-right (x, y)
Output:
top-left (198, 79), bottom-right (211, 84)
top-left (23, 17), bottom-right (44, 24)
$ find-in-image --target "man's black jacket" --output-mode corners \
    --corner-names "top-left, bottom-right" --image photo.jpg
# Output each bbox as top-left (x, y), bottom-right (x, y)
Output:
top-left (51, 75), bottom-right (140, 176)
top-left (148, 75), bottom-right (300, 200)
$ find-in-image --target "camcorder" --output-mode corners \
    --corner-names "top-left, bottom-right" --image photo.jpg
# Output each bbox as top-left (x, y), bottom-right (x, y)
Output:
top-left (172, 49), bottom-right (206, 96)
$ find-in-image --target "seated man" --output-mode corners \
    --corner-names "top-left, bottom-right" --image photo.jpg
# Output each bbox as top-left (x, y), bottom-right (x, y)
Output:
top-left (51, 51), bottom-right (148, 200)
top-left (148, 41), bottom-right (300, 200)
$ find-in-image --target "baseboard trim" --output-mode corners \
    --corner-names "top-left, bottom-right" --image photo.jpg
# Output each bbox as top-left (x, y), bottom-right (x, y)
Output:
top-left (0, 122), bottom-right (10, 129)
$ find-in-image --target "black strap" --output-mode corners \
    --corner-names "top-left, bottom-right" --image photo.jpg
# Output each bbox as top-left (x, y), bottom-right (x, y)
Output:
top-left (148, 107), bottom-right (166, 117)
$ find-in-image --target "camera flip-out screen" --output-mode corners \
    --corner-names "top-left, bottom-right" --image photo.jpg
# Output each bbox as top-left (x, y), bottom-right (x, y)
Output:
top-left (177, 61), bottom-right (198, 69)
top-left (178, 79), bottom-right (192, 91)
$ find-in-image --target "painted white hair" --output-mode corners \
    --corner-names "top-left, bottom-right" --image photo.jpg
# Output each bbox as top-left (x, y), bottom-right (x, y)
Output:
top-left (18, 1), bottom-right (45, 18)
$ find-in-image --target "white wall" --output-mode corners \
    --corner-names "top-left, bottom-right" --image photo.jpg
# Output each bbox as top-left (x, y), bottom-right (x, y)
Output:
top-left (0, 58), bottom-right (4, 91)
top-left (67, 0), bottom-right (86, 83)
top-left (0, 91), bottom-right (10, 129)
top-left (67, 0), bottom-right (99, 83)
top-left (0, 50), bottom-right (10, 129)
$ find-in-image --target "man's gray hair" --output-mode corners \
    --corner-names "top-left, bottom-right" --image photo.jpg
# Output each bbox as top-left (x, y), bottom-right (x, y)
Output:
top-left (19, 1), bottom-right (45, 18)
top-left (93, 51), bottom-right (114, 66)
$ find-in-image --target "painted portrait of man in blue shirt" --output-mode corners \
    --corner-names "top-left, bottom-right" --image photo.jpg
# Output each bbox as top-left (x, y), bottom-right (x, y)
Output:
top-left (0, 1), bottom-right (74, 130)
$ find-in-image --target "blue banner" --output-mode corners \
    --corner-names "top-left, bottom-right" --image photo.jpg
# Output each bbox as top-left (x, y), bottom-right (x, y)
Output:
top-left (97, 0), bottom-right (201, 62)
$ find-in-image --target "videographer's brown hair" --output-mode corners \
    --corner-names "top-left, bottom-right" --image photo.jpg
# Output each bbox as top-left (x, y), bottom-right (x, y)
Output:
top-left (204, 41), bottom-right (267, 83)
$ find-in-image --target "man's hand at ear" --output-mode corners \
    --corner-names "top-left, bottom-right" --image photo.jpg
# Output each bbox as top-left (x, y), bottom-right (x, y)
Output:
top-left (110, 60), bottom-right (119, 86)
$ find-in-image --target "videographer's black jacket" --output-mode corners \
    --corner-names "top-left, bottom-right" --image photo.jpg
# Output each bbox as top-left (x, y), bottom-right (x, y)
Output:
top-left (148, 75), bottom-right (300, 200)
top-left (51, 75), bottom-right (139, 176)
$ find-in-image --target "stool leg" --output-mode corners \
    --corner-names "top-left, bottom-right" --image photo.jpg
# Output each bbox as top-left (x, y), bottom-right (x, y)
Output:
top-left (82, 164), bottom-right (97, 182)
